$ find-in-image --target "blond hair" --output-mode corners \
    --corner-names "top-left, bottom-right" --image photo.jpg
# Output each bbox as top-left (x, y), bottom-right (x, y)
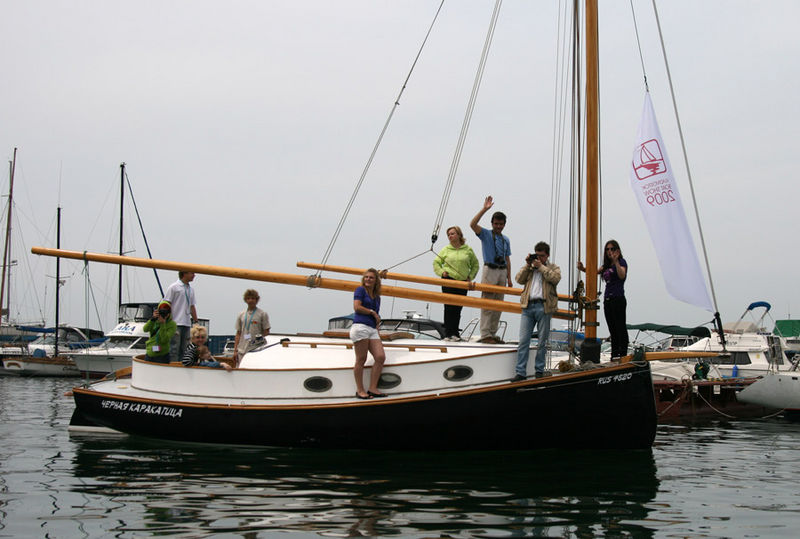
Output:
top-left (446, 226), bottom-right (466, 246)
top-left (190, 324), bottom-right (208, 339)
top-left (361, 268), bottom-right (382, 297)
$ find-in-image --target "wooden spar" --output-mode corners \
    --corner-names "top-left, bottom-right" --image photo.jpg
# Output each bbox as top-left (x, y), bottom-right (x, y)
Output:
top-left (297, 261), bottom-right (576, 303)
top-left (32, 247), bottom-right (576, 318)
top-left (299, 261), bottom-right (519, 295)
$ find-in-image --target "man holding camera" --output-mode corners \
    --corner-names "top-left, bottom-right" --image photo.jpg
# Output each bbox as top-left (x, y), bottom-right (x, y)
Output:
top-left (470, 196), bottom-right (512, 344)
top-left (512, 241), bottom-right (561, 381)
top-left (143, 301), bottom-right (178, 364)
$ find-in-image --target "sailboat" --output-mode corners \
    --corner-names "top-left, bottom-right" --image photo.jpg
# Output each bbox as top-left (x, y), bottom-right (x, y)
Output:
top-left (0, 148), bottom-right (47, 363)
top-left (2, 206), bottom-right (105, 376)
top-left (68, 163), bottom-right (164, 378)
top-left (34, 2), bottom-right (714, 449)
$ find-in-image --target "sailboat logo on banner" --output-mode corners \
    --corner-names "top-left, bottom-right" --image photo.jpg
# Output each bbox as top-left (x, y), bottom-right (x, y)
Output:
top-left (633, 139), bottom-right (666, 180)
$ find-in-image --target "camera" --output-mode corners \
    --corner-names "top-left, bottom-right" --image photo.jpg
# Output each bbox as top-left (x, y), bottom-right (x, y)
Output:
top-left (526, 253), bottom-right (538, 264)
top-left (158, 309), bottom-right (170, 317)
top-left (494, 255), bottom-right (505, 265)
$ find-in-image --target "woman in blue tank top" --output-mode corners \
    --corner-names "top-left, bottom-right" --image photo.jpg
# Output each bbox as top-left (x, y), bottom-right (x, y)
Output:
top-left (349, 268), bottom-right (387, 399)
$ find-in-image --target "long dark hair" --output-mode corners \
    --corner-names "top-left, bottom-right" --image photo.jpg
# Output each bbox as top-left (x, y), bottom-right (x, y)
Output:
top-left (602, 239), bottom-right (622, 270)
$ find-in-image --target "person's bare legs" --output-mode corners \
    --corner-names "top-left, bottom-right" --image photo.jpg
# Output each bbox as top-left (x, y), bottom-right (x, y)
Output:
top-left (354, 339), bottom-right (370, 398)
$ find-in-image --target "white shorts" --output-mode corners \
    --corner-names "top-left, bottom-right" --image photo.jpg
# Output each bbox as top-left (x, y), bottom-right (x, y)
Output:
top-left (350, 323), bottom-right (380, 342)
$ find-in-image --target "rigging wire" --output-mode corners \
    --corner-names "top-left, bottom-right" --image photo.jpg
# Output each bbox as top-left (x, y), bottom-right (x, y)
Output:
top-left (81, 260), bottom-right (105, 334)
top-left (649, 0), bottom-right (720, 315)
top-left (123, 169), bottom-right (164, 297)
top-left (430, 0), bottom-right (504, 245)
top-left (549, 0), bottom-right (572, 258)
top-left (315, 0), bottom-right (447, 277)
top-left (628, 0), bottom-right (649, 93)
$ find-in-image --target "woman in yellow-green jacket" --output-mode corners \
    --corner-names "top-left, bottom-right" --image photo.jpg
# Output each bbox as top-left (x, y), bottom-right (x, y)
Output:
top-left (433, 226), bottom-right (480, 341)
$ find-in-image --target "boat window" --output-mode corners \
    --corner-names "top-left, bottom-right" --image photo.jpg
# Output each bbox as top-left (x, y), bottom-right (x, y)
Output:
top-left (377, 372), bottom-right (401, 389)
top-left (328, 318), bottom-right (353, 330)
top-left (303, 376), bottom-right (332, 393)
top-left (720, 352), bottom-right (751, 365)
top-left (766, 337), bottom-right (784, 364)
top-left (444, 365), bottom-right (473, 382)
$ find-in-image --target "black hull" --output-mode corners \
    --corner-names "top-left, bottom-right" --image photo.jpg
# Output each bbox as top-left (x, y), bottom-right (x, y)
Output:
top-left (72, 362), bottom-right (657, 449)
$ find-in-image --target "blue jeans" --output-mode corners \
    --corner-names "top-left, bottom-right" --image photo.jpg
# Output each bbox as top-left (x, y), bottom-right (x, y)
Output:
top-left (170, 325), bottom-right (191, 363)
top-left (515, 301), bottom-right (551, 376)
top-left (199, 360), bottom-right (223, 369)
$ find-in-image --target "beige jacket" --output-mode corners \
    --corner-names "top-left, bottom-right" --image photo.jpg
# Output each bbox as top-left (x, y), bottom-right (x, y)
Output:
top-left (515, 262), bottom-right (561, 314)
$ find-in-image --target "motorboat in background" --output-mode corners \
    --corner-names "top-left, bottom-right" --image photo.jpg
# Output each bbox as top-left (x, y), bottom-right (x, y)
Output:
top-left (1, 325), bottom-right (105, 376)
top-left (626, 304), bottom-right (791, 379)
top-left (69, 302), bottom-right (156, 378)
top-left (680, 302), bottom-right (790, 377)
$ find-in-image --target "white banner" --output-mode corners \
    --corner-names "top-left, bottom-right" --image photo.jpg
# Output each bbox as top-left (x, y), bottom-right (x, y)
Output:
top-left (630, 93), bottom-right (713, 312)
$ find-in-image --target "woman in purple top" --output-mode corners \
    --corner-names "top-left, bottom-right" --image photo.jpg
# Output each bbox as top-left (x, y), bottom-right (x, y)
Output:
top-left (349, 268), bottom-right (387, 399)
top-left (578, 239), bottom-right (629, 359)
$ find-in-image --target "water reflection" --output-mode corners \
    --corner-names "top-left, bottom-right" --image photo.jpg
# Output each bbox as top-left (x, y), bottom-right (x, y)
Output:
top-left (69, 433), bottom-right (659, 537)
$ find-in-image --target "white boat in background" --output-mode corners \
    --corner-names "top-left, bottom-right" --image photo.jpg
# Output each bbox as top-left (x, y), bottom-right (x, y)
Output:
top-left (69, 302), bottom-right (157, 378)
top-left (680, 302), bottom-right (790, 378)
top-left (1, 325), bottom-right (106, 376)
top-left (738, 363), bottom-right (800, 420)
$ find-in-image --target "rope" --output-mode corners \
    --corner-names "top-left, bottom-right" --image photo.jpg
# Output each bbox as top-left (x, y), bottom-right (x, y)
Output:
top-left (382, 247), bottom-right (434, 272)
top-left (628, 0), bottom-right (649, 92)
top-left (316, 1), bottom-right (446, 275)
top-left (430, 0), bottom-right (503, 244)
top-left (124, 170), bottom-right (164, 297)
top-left (656, 377), bottom-right (788, 420)
top-left (81, 259), bottom-right (105, 334)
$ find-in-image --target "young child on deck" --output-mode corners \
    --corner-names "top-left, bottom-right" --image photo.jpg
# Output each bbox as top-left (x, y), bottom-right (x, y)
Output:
top-left (197, 345), bottom-right (233, 372)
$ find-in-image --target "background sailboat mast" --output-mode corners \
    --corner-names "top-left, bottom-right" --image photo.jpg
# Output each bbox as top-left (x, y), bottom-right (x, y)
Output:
top-left (54, 206), bottom-right (61, 357)
top-left (0, 148), bottom-right (17, 323)
top-left (584, 0), bottom-right (600, 345)
top-left (118, 162), bottom-right (124, 312)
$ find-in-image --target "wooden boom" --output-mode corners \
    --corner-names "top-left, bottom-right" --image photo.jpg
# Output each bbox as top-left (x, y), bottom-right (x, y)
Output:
top-left (32, 247), bottom-right (577, 319)
top-left (297, 262), bottom-right (576, 304)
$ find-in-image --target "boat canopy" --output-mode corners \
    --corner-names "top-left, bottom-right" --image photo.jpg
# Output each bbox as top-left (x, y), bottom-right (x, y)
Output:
top-left (774, 319), bottom-right (800, 337)
top-left (15, 325), bottom-right (55, 334)
top-left (626, 323), bottom-right (711, 338)
top-left (746, 301), bottom-right (771, 312)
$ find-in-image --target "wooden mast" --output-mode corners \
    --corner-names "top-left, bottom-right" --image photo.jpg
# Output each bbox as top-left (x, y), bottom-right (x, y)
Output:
top-left (583, 0), bottom-right (601, 361)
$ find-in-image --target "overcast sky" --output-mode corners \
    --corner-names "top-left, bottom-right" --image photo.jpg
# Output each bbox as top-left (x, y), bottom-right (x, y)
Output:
top-left (2, 1), bottom-right (798, 340)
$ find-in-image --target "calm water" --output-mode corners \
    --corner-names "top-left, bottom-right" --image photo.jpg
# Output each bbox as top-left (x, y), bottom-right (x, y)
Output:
top-left (1, 377), bottom-right (798, 538)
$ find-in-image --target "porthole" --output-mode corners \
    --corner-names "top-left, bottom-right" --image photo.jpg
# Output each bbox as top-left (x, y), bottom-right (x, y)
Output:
top-left (444, 365), bottom-right (473, 382)
top-left (377, 372), bottom-right (401, 389)
top-left (303, 376), bottom-right (333, 393)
